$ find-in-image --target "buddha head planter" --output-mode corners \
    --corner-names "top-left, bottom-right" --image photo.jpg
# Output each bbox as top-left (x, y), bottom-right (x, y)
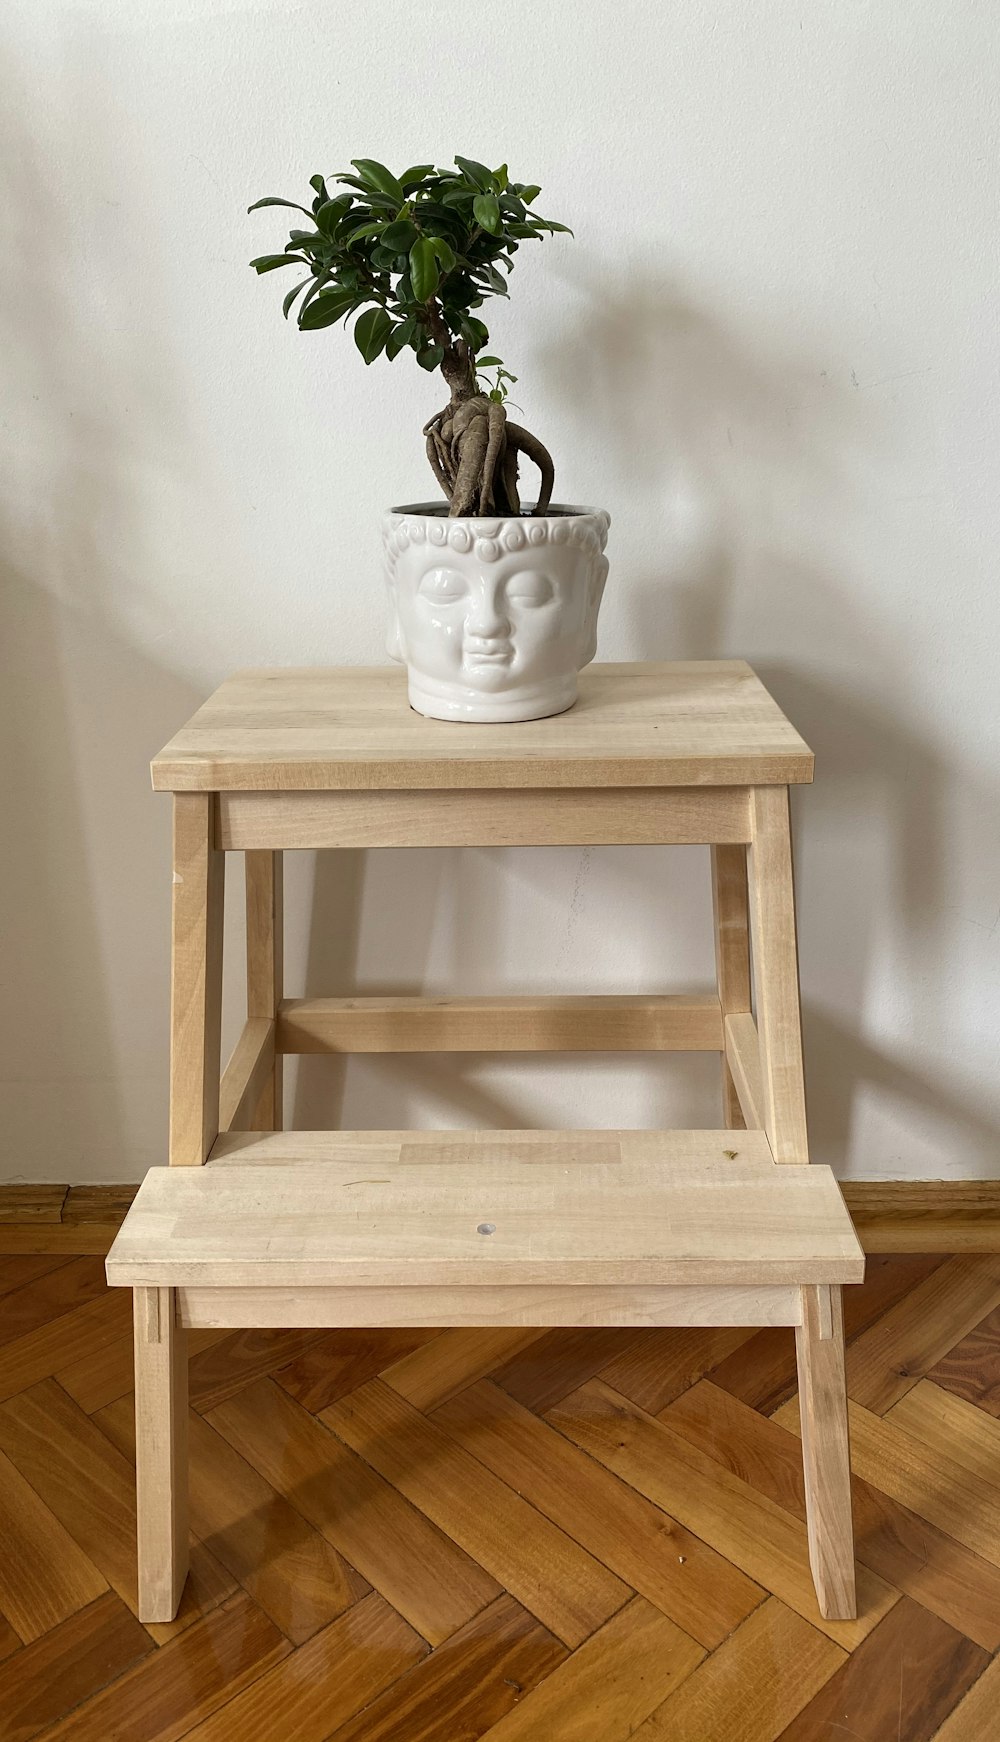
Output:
top-left (383, 504), bottom-right (610, 722)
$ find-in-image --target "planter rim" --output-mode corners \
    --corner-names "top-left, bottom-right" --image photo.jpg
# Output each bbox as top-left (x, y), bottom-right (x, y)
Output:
top-left (386, 500), bottom-right (607, 521)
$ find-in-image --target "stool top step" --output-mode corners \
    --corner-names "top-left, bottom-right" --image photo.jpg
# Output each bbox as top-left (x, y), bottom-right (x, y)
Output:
top-left (151, 662), bottom-right (814, 792)
top-left (106, 1131), bottom-right (861, 1289)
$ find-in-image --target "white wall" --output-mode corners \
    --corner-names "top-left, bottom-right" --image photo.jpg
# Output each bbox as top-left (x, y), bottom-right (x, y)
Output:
top-left (2, 1), bottom-right (998, 1182)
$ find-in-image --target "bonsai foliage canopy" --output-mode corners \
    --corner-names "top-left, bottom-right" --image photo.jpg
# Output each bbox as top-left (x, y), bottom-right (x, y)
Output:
top-left (249, 157), bottom-right (571, 517)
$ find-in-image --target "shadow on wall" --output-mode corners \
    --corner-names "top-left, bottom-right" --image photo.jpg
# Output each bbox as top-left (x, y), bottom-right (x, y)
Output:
top-left (0, 31), bottom-right (204, 1180)
top-left (297, 271), bottom-right (1000, 1172)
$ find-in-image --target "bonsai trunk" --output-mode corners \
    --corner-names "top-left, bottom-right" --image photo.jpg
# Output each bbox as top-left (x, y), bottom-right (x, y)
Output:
top-left (422, 325), bottom-right (555, 518)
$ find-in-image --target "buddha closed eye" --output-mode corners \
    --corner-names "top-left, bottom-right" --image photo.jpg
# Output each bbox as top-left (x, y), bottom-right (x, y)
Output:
top-left (504, 572), bottom-right (554, 606)
top-left (418, 568), bottom-right (468, 603)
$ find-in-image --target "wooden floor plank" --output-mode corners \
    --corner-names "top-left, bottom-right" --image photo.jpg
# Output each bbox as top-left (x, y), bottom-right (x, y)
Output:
top-left (187, 1327), bottom-right (330, 1413)
top-left (273, 1327), bottom-right (440, 1413)
top-left (93, 1379), bottom-right (369, 1637)
top-left (706, 1253), bottom-right (945, 1414)
top-left (207, 1377), bottom-right (501, 1646)
top-left (492, 1326), bottom-right (646, 1413)
top-left (632, 1596), bottom-right (845, 1741)
top-left (0, 1291), bottom-right (131, 1405)
top-left (546, 1380), bottom-right (896, 1647)
top-left (0, 1380), bottom-right (231, 1646)
top-left (889, 1379), bottom-right (1000, 1496)
top-left (472, 1596), bottom-right (702, 1742)
top-left (0, 1257), bottom-right (72, 1297)
top-left (433, 1379), bottom-right (764, 1649)
top-left (380, 1328), bottom-right (544, 1411)
top-left (598, 1325), bottom-right (755, 1415)
top-left (665, 1379), bottom-right (1000, 1650)
top-left (773, 1594), bottom-right (988, 1742)
top-left (926, 1302), bottom-right (1000, 1416)
top-left (322, 1379), bottom-right (631, 1648)
top-left (932, 1655), bottom-right (1000, 1741)
top-left (0, 1444), bottom-right (106, 1643)
top-left (846, 1255), bottom-right (1000, 1414)
top-left (0, 1260), bottom-right (111, 1353)
top-left (184, 1409), bottom-right (367, 1644)
top-left (0, 1592), bottom-right (151, 1742)
top-left (57, 1327), bottom-right (228, 1417)
top-left (36, 1590), bottom-right (289, 1742)
top-left (777, 1391), bottom-right (1000, 1568)
top-left (325, 1593), bottom-right (566, 1742)
top-left (179, 1593), bottom-right (427, 1742)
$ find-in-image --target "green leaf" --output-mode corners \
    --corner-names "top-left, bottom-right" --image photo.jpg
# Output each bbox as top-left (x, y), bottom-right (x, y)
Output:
top-left (400, 163), bottom-right (436, 190)
top-left (454, 155), bottom-right (492, 190)
top-left (472, 192), bottom-right (501, 234)
top-left (519, 184), bottom-right (541, 203)
top-left (380, 218), bottom-right (419, 252)
top-left (283, 278), bottom-right (311, 318)
top-left (537, 216), bottom-right (574, 234)
top-left (342, 221), bottom-right (385, 244)
top-left (463, 316), bottom-right (490, 347)
top-left (314, 196), bottom-right (351, 236)
top-left (409, 236), bottom-right (439, 302)
top-left (247, 196), bottom-right (312, 216)
top-left (309, 174), bottom-right (329, 199)
top-left (386, 315), bottom-right (418, 359)
top-left (350, 158), bottom-right (405, 204)
top-left (428, 235), bottom-right (456, 271)
top-left (354, 305), bottom-right (393, 362)
top-left (475, 354), bottom-right (503, 366)
top-left (493, 163), bottom-right (508, 189)
top-left (416, 343), bottom-right (445, 371)
top-left (249, 253), bottom-right (309, 273)
top-left (298, 287), bottom-right (358, 329)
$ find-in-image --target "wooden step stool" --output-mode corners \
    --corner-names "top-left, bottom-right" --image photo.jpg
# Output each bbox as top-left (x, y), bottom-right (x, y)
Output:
top-left (106, 660), bottom-right (864, 1625)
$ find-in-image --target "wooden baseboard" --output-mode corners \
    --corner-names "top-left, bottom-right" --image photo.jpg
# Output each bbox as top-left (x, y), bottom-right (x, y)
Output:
top-left (2, 1180), bottom-right (1000, 1257)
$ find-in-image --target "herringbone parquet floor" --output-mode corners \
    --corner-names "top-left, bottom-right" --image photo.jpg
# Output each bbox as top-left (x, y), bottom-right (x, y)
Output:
top-left (2, 1198), bottom-right (1000, 1739)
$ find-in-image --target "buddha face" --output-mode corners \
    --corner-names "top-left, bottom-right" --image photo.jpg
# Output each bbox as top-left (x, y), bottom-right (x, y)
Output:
top-left (385, 515), bottom-right (608, 700)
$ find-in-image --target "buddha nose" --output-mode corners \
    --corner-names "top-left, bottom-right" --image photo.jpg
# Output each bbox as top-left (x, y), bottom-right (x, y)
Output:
top-left (467, 585), bottom-right (510, 640)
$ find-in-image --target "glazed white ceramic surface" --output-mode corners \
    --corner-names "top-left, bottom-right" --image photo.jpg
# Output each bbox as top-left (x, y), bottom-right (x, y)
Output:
top-left (382, 503), bottom-right (610, 723)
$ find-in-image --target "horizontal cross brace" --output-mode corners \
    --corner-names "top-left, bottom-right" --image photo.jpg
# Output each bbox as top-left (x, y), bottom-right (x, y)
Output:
top-left (178, 1282), bottom-right (803, 1330)
top-left (276, 993), bottom-right (724, 1054)
top-left (216, 786), bottom-right (751, 850)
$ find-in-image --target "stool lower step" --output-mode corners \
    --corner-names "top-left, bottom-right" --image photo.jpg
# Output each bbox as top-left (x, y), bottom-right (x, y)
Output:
top-left (108, 1129), bottom-right (861, 1629)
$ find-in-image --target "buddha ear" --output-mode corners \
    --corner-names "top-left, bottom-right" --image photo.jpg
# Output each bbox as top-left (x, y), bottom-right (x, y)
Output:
top-left (581, 554), bottom-right (609, 665)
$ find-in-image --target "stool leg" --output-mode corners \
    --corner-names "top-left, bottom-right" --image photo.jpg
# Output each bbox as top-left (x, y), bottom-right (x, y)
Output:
top-left (170, 794), bottom-right (225, 1166)
top-left (796, 1284), bottom-right (856, 1620)
top-left (134, 1286), bottom-right (188, 1622)
top-left (748, 785), bottom-right (809, 1164)
top-left (711, 844), bottom-right (751, 1128)
top-left (246, 850), bottom-right (283, 1128)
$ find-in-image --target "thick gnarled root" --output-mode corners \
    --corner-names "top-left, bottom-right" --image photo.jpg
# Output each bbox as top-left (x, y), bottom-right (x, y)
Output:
top-left (423, 394), bottom-right (555, 517)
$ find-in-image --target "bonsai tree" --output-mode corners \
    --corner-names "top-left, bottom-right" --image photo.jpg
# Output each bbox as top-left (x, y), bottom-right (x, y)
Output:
top-left (248, 157), bottom-right (571, 518)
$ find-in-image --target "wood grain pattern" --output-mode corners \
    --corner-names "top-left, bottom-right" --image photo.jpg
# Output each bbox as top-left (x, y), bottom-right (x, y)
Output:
top-left (180, 1594), bottom-right (426, 1742)
top-left (277, 992), bottom-right (725, 1053)
top-left (634, 1595), bottom-right (845, 1741)
top-left (775, 1595), bottom-right (988, 1742)
top-left (846, 1254), bottom-right (1000, 1413)
top-left (38, 1590), bottom-right (289, 1742)
top-left (322, 1378), bottom-right (631, 1646)
top-left (0, 1593), bottom-right (151, 1742)
top-left (151, 661), bottom-right (815, 792)
top-left (207, 1377), bottom-right (500, 1646)
top-left (0, 1240), bottom-right (994, 1740)
top-left (324, 1594), bottom-right (566, 1742)
top-left (546, 1380), bottom-right (894, 1647)
top-left (432, 1379), bottom-right (763, 1648)
top-left (470, 1597), bottom-right (704, 1742)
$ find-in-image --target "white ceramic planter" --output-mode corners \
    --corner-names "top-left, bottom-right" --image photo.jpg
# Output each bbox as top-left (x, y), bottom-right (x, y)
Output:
top-left (382, 502), bottom-right (610, 723)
